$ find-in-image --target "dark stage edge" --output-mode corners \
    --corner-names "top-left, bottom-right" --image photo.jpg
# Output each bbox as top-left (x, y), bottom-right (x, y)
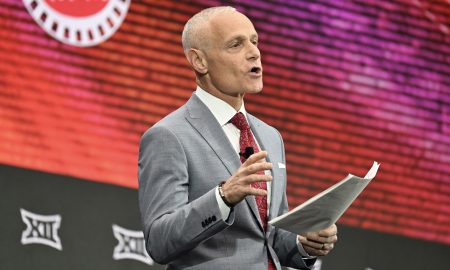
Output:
top-left (0, 164), bottom-right (448, 270)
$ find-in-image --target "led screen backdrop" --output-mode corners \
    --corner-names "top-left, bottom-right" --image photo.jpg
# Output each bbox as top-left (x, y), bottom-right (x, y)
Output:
top-left (1, 0), bottom-right (449, 266)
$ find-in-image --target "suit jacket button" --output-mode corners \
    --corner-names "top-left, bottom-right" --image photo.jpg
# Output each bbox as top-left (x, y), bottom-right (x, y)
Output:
top-left (208, 217), bottom-right (212, 223)
top-left (212, 215), bottom-right (216, 222)
top-left (202, 221), bottom-right (205, 228)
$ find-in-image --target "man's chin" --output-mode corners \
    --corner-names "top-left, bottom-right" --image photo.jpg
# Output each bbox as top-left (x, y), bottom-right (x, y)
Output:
top-left (246, 86), bottom-right (263, 94)
top-left (243, 80), bottom-right (263, 93)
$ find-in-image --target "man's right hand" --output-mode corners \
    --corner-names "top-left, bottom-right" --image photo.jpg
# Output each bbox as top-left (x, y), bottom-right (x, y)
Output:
top-left (221, 151), bottom-right (273, 206)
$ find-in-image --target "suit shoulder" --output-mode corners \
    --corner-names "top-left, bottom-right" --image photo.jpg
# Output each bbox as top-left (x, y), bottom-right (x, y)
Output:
top-left (141, 104), bottom-right (188, 139)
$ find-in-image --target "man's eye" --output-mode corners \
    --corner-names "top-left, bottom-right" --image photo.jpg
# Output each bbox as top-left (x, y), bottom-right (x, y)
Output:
top-left (231, 42), bottom-right (241, 48)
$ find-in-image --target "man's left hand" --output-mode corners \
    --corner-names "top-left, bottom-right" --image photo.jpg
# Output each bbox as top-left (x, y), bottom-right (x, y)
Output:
top-left (298, 224), bottom-right (338, 256)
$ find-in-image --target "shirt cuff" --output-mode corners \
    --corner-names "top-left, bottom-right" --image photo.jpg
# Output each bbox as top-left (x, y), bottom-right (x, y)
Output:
top-left (215, 187), bottom-right (231, 220)
top-left (296, 236), bottom-right (317, 259)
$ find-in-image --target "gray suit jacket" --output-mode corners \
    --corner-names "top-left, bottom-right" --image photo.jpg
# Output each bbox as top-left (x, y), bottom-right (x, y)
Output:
top-left (138, 94), bottom-right (315, 269)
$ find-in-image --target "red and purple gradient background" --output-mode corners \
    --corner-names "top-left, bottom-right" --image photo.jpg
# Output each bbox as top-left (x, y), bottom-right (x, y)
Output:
top-left (1, 0), bottom-right (449, 245)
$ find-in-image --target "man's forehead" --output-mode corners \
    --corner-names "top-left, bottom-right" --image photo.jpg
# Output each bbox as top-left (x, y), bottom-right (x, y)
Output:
top-left (208, 11), bottom-right (257, 40)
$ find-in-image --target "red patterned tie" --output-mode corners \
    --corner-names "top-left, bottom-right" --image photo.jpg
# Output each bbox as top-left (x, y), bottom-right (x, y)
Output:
top-left (230, 112), bottom-right (275, 270)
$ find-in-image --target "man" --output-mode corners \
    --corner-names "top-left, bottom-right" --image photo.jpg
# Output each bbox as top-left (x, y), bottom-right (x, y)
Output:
top-left (138, 6), bottom-right (337, 270)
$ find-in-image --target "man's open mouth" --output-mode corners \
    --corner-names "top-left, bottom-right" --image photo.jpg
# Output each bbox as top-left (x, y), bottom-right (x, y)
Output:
top-left (249, 67), bottom-right (262, 75)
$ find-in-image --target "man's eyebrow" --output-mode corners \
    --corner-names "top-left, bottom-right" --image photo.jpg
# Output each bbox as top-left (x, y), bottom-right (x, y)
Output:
top-left (226, 33), bottom-right (258, 44)
top-left (226, 35), bottom-right (245, 43)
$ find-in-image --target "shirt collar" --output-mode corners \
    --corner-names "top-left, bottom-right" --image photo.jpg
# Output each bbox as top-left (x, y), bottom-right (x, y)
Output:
top-left (195, 86), bottom-right (247, 126)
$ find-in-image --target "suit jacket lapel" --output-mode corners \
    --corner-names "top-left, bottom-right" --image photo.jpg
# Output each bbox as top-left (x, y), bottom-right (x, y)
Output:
top-left (185, 94), bottom-right (241, 176)
top-left (248, 114), bottom-right (279, 223)
top-left (247, 114), bottom-right (277, 231)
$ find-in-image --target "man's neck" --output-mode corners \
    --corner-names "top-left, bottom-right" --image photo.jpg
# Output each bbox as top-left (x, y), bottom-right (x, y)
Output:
top-left (197, 80), bottom-right (244, 111)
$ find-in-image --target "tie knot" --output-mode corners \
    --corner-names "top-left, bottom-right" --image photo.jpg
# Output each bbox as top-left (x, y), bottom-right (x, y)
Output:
top-left (230, 112), bottom-right (249, 131)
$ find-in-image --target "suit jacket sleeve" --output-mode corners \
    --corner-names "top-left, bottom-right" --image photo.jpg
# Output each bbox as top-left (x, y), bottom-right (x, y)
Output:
top-left (138, 125), bottom-right (235, 264)
top-left (271, 129), bottom-right (316, 269)
top-left (272, 197), bottom-right (316, 269)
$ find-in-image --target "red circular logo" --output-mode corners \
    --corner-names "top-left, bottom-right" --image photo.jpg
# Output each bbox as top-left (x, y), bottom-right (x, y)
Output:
top-left (45, 0), bottom-right (109, 17)
top-left (23, 0), bottom-right (130, 47)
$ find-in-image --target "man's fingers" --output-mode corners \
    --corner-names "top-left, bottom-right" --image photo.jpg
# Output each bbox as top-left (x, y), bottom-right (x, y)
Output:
top-left (305, 225), bottom-right (338, 243)
top-left (323, 243), bottom-right (334, 251)
top-left (245, 186), bottom-right (268, 197)
top-left (223, 151), bottom-right (272, 204)
top-left (243, 151), bottom-right (267, 166)
top-left (298, 235), bottom-right (323, 250)
top-left (298, 225), bottom-right (338, 257)
top-left (242, 174), bottom-right (272, 185)
top-left (304, 232), bottom-right (337, 244)
top-left (298, 235), bottom-right (335, 256)
top-left (318, 224), bottom-right (337, 237)
top-left (245, 162), bottom-right (272, 175)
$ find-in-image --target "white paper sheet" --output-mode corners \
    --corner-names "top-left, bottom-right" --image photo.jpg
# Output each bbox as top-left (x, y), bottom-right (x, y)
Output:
top-left (269, 161), bottom-right (380, 234)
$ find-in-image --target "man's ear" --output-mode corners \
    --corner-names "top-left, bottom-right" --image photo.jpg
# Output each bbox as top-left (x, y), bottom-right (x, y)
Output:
top-left (186, 48), bottom-right (208, 74)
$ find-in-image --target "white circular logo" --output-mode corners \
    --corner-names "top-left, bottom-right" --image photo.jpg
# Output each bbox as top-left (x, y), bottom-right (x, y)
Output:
top-left (23, 0), bottom-right (131, 47)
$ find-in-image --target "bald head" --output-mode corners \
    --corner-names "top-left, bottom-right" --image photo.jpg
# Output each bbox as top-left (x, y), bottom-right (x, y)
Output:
top-left (181, 6), bottom-right (262, 109)
top-left (181, 6), bottom-right (237, 54)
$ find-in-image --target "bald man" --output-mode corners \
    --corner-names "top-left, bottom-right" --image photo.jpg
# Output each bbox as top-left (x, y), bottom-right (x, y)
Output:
top-left (138, 6), bottom-right (337, 270)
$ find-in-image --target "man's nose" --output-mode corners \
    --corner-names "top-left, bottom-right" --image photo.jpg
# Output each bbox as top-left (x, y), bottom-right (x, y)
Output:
top-left (246, 42), bottom-right (260, 60)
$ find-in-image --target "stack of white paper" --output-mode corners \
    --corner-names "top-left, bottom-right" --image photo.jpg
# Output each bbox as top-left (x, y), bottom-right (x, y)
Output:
top-left (269, 161), bottom-right (380, 234)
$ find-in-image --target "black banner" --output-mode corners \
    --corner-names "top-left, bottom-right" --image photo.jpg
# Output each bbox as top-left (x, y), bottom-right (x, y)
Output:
top-left (1, 164), bottom-right (449, 270)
